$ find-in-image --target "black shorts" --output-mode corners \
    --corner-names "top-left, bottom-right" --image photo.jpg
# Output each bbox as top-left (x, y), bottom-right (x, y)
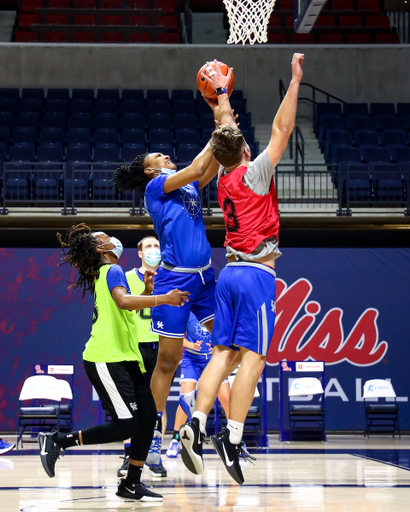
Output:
top-left (139, 342), bottom-right (159, 384)
top-left (84, 360), bottom-right (152, 421)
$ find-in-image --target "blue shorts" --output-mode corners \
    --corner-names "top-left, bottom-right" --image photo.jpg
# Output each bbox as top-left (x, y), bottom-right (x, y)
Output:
top-left (151, 266), bottom-right (216, 338)
top-left (211, 262), bottom-right (277, 356)
top-left (180, 350), bottom-right (229, 384)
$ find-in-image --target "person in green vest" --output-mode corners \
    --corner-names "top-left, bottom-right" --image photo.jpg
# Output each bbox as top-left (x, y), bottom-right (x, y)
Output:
top-left (38, 223), bottom-right (189, 503)
top-left (117, 235), bottom-right (168, 478)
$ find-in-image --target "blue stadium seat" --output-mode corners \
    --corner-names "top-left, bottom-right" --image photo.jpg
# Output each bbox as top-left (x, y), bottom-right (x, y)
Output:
top-left (122, 143), bottom-right (147, 162)
top-left (0, 126), bottom-right (10, 145)
top-left (18, 99), bottom-right (43, 113)
top-left (374, 171), bottom-right (404, 202)
top-left (12, 127), bottom-right (38, 145)
top-left (201, 128), bottom-right (214, 145)
top-left (199, 114), bottom-right (215, 131)
top-left (147, 100), bottom-right (171, 115)
top-left (377, 116), bottom-right (406, 132)
top-left (345, 165), bottom-right (372, 202)
top-left (9, 143), bottom-right (36, 162)
top-left (91, 165), bottom-right (117, 201)
top-left (0, 99), bottom-right (17, 112)
top-left (380, 130), bottom-right (408, 148)
top-left (121, 113), bottom-right (145, 130)
top-left (67, 113), bottom-right (93, 130)
top-left (197, 100), bottom-right (212, 117)
top-left (43, 99), bottom-right (69, 114)
top-left (354, 130), bottom-right (379, 147)
top-left (175, 129), bottom-right (201, 146)
top-left (390, 147), bottom-right (410, 163)
top-left (230, 90), bottom-right (245, 103)
top-left (93, 143), bottom-right (119, 162)
top-left (240, 127), bottom-right (255, 144)
top-left (149, 143), bottom-right (175, 160)
top-left (66, 128), bottom-right (92, 146)
top-left (121, 100), bottom-right (145, 115)
top-left (343, 103), bottom-right (369, 117)
top-left (370, 103), bottom-right (395, 117)
top-left (66, 143), bottom-right (91, 162)
top-left (4, 176), bottom-right (31, 200)
top-left (97, 89), bottom-right (120, 101)
top-left (39, 127), bottom-right (66, 146)
top-left (148, 128), bottom-right (173, 146)
top-left (0, 112), bottom-right (14, 129)
top-left (32, 167), bottom-right (60, 201)
top-left (95, 100), bottom-right (120, 114)
top-left (72, 89), bottom-right (95, 101)
top-left (37, 143), bottom-right (64, 162)
top-left (173, 114), bottom-right (198, 131)
top-left (230, 100), bottom-right (247, 117)
top-left (361, 147), bottom-right (391, 163)
top-left (176, 144), bottom-right (201, 164)
top-left (22, 88), bottom-right (44, 101)
top-left (314, 102), bottom-right (343, 134)
top-left (0, 142), bottom-right (7, 161)
top-left (0, 88), bottom-right (19, 100)
top-left (396, 103), bottom-right (410, 117)
top-left (15, 112), bottom-right (40, 129)
top-left (122, 89), bottom-right (144, 101)
top-left (94, 128), bottom-right (120, 146)
top-left (122, 128), bottom-right (146, 145)
top-left (318, 116), bottom-right (348, 147)
top-left (324, 130), bottom-right (352, 162)
top-left (70, 99), bottom-right (94, 114)
top-left (172, 100), bottom-right (196, 116)
top-left (147, 113), bottom-right (172, 131)
top-left (42, 112), bottom-right (66, 129)
top-left (147, 89), bottom-right (169, 101)
top-left (94, 113), bottom-right (120, 130)
top-left (348, 116), bottom-right (377, 133)
top-left (171, 89), bottom-right (194, 101)
top-left (47, 88), bottom-right (70, 101)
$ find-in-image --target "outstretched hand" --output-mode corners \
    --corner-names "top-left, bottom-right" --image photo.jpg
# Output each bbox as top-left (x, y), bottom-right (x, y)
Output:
top-left (165, 289), bottom-right (190, 307)
top-left (291, 53), bottom-right (304, 83)
top-left (143, 270), bottom-right (155, 294)
top-left (201, 59), bottom-right (234, 91)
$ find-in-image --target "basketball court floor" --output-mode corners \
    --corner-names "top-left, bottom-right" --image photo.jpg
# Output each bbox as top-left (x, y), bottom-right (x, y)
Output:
top-left (2, 435), bottom-right (410, 511)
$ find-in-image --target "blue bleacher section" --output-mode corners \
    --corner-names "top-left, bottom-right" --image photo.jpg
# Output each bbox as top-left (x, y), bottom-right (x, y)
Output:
top-left (0, 87), bottom-right (259, 207)
top-left (315, 101), bottom-right (410, 204)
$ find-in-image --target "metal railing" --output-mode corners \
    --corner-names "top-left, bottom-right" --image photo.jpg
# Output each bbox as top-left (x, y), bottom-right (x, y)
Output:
top-left (386, 0), bottom-right (410, 43)
top-left (279, 79), bottom-right (346, 113)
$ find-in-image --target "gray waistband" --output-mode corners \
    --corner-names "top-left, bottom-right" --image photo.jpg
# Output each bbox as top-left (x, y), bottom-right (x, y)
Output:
top-left (226, 261), bottom-right (276, 278)
top-left (161, 261), bottom-right (211, 274)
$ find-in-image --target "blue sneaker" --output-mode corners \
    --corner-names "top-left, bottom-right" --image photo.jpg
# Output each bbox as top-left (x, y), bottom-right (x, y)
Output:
top-left (0, 439), bottom-right (15, 456)
top-left (179, 390), bottom-right (197, 421)
top-left (145, 431), bottom-right (167, 477)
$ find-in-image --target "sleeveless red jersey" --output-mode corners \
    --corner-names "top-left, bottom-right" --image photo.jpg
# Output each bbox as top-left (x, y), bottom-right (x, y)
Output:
top-left (217, 165), bottom-right (280, 254)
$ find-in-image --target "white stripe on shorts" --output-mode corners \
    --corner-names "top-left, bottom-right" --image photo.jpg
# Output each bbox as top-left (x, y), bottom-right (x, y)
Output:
top-left (261, 303), bottom-right (268, 356)
top-left (95, 362), bottom-right (132, 419)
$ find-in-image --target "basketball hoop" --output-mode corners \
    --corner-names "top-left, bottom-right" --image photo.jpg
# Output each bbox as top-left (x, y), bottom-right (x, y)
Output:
top-left (223, 0), bottom-right (277, 45)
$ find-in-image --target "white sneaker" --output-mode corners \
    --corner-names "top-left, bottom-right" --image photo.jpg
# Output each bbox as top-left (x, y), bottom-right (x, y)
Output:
top-left (179, 389), bottom-right (197, 421)
top-left (166, 439), bottom-right (181, 458)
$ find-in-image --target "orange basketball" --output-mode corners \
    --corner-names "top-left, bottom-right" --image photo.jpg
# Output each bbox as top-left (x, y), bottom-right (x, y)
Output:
top-left (196, 61), bottom-right (235, 101)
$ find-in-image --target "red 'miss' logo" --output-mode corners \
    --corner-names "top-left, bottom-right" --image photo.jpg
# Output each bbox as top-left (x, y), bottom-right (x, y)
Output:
top-left (266, 278), bottom-right (388, 367)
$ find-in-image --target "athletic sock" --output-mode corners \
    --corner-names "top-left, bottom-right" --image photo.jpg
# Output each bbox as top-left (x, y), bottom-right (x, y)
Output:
top-left (192, 411), bottom-right (207, 434)
top-left (227, 420), bottom-right (244, 445)
top-left (55, 431), bottom-right (80, 449)
top-left (124, 442), bottom-right (131, 457)
top-left (154, 412), bottom-right (163, 433)
top-left (172, 430), bottom-right (180, 441)
top-left (125, 463), bottom-right (143, 486)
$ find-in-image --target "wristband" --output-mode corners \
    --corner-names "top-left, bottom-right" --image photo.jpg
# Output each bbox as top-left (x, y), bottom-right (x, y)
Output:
top-left (154, 295), bottom-right (158, 307)
top-left (216, 87), bottom-right (228, 96)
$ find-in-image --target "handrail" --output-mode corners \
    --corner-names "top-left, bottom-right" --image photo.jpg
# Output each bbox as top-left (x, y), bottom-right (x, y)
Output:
top-left (183, 0), bottom-right (192, 44)
top-left (279, 79), bottom-right (346, 109)
top-left (294, 125), bottom-right (305, 195)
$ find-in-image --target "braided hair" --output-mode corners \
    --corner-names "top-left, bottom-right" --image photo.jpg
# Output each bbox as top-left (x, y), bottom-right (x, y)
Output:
top-left (111, 153), bottom-right (149, 198)
top-left (57, 223), bottom-right (101, 296)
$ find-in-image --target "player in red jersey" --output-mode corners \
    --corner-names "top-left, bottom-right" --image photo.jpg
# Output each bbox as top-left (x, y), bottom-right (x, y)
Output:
top-left (180, 54), bottom-right (304, 484)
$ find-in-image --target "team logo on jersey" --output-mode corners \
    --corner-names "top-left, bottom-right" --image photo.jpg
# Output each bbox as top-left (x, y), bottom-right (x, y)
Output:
top-left (181, 185), bottom-right (202, 219)
top-left (157, 321), bottom-right (164, 330)
top-left (271, 300), bottom-right (276, 313)
top-left (130, 402), bottom-right (138, 411)
top-left (195, 323), bottom-right (209, 338)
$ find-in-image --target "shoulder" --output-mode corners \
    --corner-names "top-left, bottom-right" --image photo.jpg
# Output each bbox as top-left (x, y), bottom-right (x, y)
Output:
top-left (107, 264), bottom-right (126, 280)
top-left (145, 175), bottom-right (167, 198)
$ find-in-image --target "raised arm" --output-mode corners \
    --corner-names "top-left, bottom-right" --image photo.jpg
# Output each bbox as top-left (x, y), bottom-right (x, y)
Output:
top-left (267, 53), bottom-right (304, 167)
top-left (111, 286), bottom-right (190, 310)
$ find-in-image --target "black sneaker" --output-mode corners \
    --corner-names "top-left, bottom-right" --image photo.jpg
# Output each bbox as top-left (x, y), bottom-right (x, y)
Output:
top-left (117, 455), bottom-right (129, 477)
top-left (148, 460), bottom-right (167, 477)
top-left (38, 431), bottom-right (64, 478)
top-left (210, 428), bottom-right (256, 485)
top-left (180, 417), bottom-right (204, 475)
top-left (116, 478), bottom-right (163, 502)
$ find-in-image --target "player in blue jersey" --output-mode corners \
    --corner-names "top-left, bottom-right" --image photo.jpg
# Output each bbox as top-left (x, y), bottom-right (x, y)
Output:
top-left (112, 99), bottom-right (231, 470)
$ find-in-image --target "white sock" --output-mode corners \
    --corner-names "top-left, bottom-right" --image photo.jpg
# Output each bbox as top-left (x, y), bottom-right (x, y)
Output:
top-left (227, 419), bottom-right (244, 445)
top-left (192, 411), bottom-right (207, 434)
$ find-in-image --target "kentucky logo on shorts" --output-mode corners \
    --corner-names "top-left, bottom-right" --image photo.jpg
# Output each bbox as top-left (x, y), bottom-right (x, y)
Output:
top-left (157, 321), bottom-right (164, 330)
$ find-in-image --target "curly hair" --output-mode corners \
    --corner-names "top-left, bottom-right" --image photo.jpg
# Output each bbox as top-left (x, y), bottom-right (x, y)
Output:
top-left (57, 223), bottom-right (101, 296)
top-left (111, 153), bottom-right (149, 198)
top-left (210, 125), bottom-right (245, 168)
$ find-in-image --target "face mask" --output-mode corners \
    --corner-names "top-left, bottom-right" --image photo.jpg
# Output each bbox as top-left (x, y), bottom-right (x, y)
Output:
top-left (99, 237), bottom-right (123, 261)
top-left (160, 167), bottom-right (176, 176)
top-left (144, 248), bottom-right (161, 267)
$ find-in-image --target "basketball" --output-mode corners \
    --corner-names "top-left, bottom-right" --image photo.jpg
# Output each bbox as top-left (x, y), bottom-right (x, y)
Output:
top-left (196, 61), bottom-right (235, 101)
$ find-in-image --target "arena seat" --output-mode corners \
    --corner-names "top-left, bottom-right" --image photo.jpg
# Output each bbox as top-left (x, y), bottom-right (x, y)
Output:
top-left (39, 127), bottom-right (66, 145)
top-left (173, 114), bottom-right (198, 131)
top-left (375, 32), bottom-right (400, 43)
top-left (46, 14), bottom-right (69, 25)
top-left (70, 99), bottom-right (94, 113)
top-left (94, 128), bottom-right (120, 146)
top-left (37, 143), bottom-right (64, 162)
top-left (347, 33), bottom-right (371, 43)
top-left (101, 15), bottom-right (124, 25)
top-left (66, 143), bottom-right (92, 163)
top-left (354, 129), bottom-right (380, 147)
top-left (331, 0), bottom-right (354, 9)
top-left (380, 130), bottom-right (408, 148)
top-left (95, 99), bottom-right (120, 114)
top-left (43, 31), bottom-right (68, 42)
top-left (21, 0), bottom-right (44, 12)
top-left (42, 112), bottom-right (66, 129)
top-left (291, 33), bottom-right (315, 43)
top-left (67, 113), bottom-right (93, 129)
top-left (100, 32), bottom-right (124, 43)
top-left (18, 99), bottom-right (43, 113)
top-left (74, 15), bottom-right (97, 25)
top-left (12, 127), bottom-right (38, 146)
top-left (343, 103), bottom-right (369, 116)
top-left (129, 32), bottom-right (153, 42)
top-left (339, 16), bottom-right (362, 27)
top-left (22, 89), bottom-right (44, 101)
top-left (149, 143), bottom-right (175, 159)
top-left (122, 89), bottom-right (144, 101)
top-left (268, 16), bottom-right (281, 27)
top-left (156, 15), bottom-right (178, 29)
top-left (267, 33), bottom-right (288, 43)
top-left (47, 89), bottom-right (70, 101)
top-left (319, 33), bottom-right (344, 43)
top-left (48, 0), bottom-right (70, 7)
top-left (377, 116), bottom-right (405, 131)
top-left (324, 130), bottom-right (353, 161)
top-left (366, 15), bottom-right (390, 29)
top-left (157, 32), bottom-right (180, 43)
top-left (147, 113), bottom-right (172, 131)
top-left (121, 99), bottom-right (145, 114)
top-left (315, 16), bottom-right (336, 27)
top-left (93, 143), bottom-right (119, 162)
top-left (176, 144), bottom-right (201, 164)
top-left (360, 146), bottom-right (391, 163)
top-left (369, 103), bottom-right (396, 117)
top-left (122, 143), bottom-right (147, 162)
top-left (129, 15), bottom-right (150, 25)
top-left (66, 128), bottom-right (93, 146)
top-left (148, 128), bottom-right (173, 146)
top-left (18, 13), bottom-right (41, 28)
top-left (397, 104), bottom-right (410, 117)
top-left (147, 100), bottom-right (171, 115)
top-left (15, 31), bottom-right (40, 42)
top-left (74, 0), bottom-right (97, 7)
top-left (129, 0), bottom-right (149, 7)
top-left (121, 113), bottom-right (146, 130)
top-left (72, 32), bottom-right (97, 42)
top-left (102, 0), bottom-right (123, 7)
top-left (154, 0), bottom-right (176, 13)
top-left (358, 0), bottom-right (381, 12)
top-left (94, 112), bottom-right (120, 129)
top-left (121, 128), bottom-right (146, 145)
top-left (15, 112), bottom-right (41, 129)
top-left (72, 89), bottom-right (95, 101)
top-left (44, 99), bottom-right (69, 113)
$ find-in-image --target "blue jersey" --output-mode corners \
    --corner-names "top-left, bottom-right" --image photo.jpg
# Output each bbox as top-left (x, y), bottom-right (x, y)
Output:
top-left (185, 312), bottom-right (212, 356)
top-left (144, 174), bottom-right (212, 269)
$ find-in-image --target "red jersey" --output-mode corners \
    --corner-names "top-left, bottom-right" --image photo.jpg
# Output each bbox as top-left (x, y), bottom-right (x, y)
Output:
top-left (217, 165), bottom-right (280, 254)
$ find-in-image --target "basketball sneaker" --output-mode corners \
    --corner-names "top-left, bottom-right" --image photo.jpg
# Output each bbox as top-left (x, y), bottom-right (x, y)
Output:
top-left (180, 417), bottom-right (205, 475)
top-left (145, 431), bottom-right (167, 477)
top-left (38, 431), bottom-right (64, 478)
top-left (210, 428), bottom-right (256, 485)
top-left (116, 478), bottom-right (163, 502)
top-left (0, 439), bottom-right (15, 455)
top-left (166, 439), bottom-right (181, 458)
top-left (179, 389), bottom-right (197, 421)
top-left (117, 455), bottom-right (129, 477)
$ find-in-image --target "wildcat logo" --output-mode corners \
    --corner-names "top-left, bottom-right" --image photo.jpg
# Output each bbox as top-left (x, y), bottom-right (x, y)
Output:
top-left (267, 278), bottom-right (388, 367)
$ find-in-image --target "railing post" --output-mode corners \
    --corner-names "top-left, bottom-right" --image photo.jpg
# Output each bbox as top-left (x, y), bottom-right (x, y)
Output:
top-left (1, 162), bottom-right (7, 215)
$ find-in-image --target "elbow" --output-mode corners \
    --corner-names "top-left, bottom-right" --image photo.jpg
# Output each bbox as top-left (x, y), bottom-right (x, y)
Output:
top-left (115, 298), bottom-right (129, 310)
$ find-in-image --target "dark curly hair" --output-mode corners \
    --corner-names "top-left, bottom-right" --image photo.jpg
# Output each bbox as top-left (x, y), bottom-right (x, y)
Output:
top-left (57, 223), bottom-right (102, 297)
top-left (111, 153), bottom-right (149, 198)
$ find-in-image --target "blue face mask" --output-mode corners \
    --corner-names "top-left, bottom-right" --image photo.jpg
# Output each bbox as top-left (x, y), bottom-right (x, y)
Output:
top-left (160, 167), bottom-right (176, 176)
top-left (143, 248), bottom-right (161, 268)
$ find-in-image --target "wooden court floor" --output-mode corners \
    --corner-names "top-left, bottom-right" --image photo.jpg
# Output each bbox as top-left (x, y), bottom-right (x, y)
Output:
top-left (2, 435), bottom-right (410, 512)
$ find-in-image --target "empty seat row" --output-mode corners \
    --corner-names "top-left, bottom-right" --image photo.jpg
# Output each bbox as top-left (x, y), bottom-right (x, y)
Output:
top-left (327, 145), bottom-right (410, 165)
top-left (18, 13), bottom-right (178, 28)
top-left (277, 0), bottom-right (380, 11)
top-left (269, 14), bottom-right (389, 28)
top-left (22, 0), bottom-right (176, 12)
top-left (14, 29), bottom-right (180, 43)
top-left (267, 32), bottom-right (398, 44)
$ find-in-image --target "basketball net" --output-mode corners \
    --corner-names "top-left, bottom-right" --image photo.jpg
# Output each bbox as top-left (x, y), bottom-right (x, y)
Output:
top-left (223, 0), bottom-right (277, 45)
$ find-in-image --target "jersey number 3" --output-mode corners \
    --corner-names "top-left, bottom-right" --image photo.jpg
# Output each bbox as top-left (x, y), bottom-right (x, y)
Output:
top-left (223, 197), bottom-right (239, 233)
